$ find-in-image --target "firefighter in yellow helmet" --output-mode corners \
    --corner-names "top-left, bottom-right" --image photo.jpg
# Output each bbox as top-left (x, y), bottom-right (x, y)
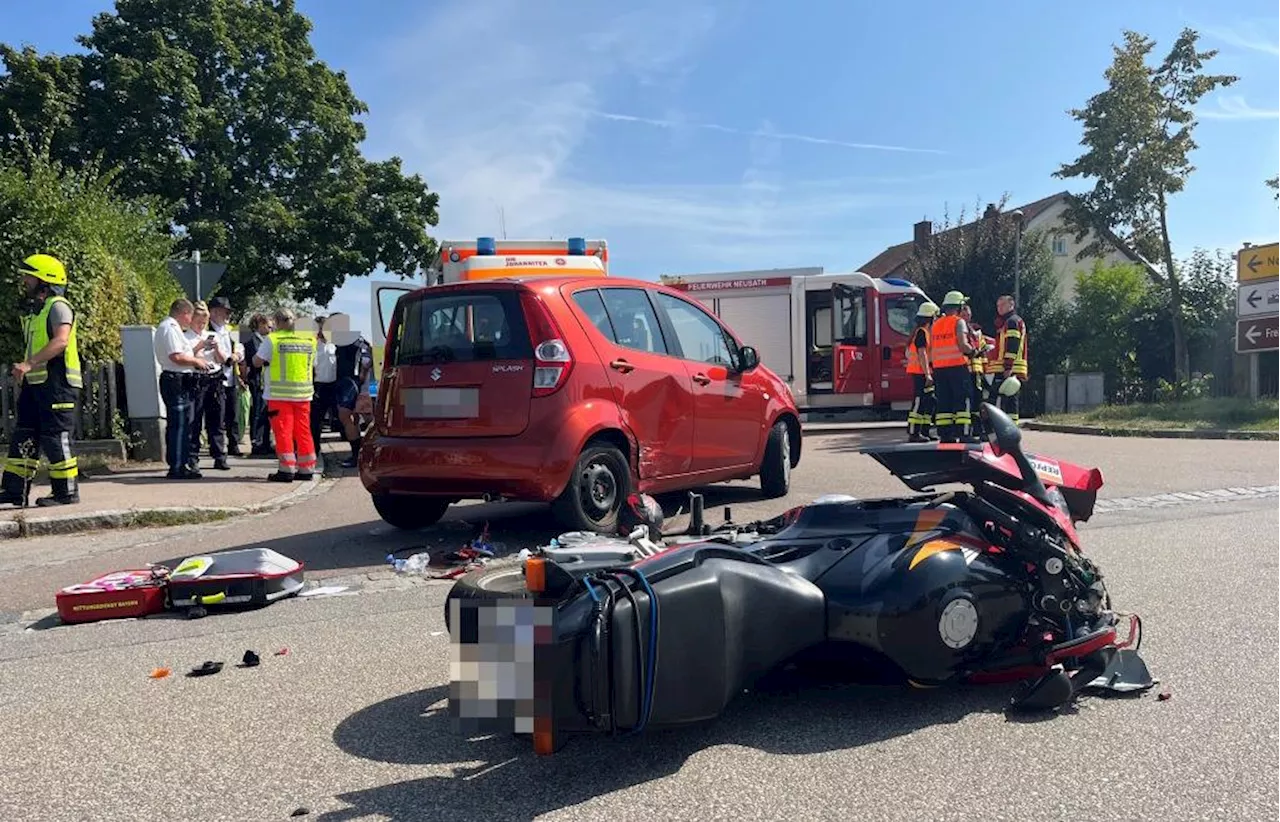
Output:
top-left (929, 290), bottom-right (979, 443)
top-left (0, 254), bottom-right (82, 507)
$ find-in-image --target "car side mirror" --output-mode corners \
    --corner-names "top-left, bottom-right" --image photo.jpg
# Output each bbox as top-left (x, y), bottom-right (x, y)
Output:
top-left (739, 345), bottom-right (760, 371)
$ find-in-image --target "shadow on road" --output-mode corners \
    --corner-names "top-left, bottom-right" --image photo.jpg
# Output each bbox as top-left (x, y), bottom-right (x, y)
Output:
top-left (809, 428), bottom-right (909, 455)
top-left (323, 677), bottom-right (1011, 821)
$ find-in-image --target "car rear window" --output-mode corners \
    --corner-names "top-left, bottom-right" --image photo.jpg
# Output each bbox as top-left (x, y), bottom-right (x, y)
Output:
top-left (392, 291), bottom-right (533, 364)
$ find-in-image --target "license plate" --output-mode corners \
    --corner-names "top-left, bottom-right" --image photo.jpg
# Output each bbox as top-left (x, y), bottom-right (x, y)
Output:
top-left (403, 387), bottom-right (480, 419)
top-left (448, 598), bottom-right (553, 735)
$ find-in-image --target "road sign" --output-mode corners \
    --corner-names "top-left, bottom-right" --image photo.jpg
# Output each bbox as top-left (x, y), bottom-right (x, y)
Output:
top-left (1236, 278), bottom-right (1279, 319)
top-left (1237, 242), bottom-right (1278, 283)
top-left (1235, 316), bottom-right (1278, 354)
top-left (167, 259), bottom-right (228, 301)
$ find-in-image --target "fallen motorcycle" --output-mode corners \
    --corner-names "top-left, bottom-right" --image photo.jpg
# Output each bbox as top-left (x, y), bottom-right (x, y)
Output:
top-left (444, 402), bottom-right (1156, 754)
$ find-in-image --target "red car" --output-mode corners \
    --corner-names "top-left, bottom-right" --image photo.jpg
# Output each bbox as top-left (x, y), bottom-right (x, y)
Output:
top-left (358, 275), bottom-right (803, 533)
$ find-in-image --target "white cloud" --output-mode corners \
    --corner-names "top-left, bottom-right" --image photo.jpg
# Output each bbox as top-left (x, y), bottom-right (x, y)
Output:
top-left (1198, 94), bottom-right (1280, 120)
top-left (588, 111), bottom-right (949, 155)
top-left (1202, 21), bottom-right (1280, 56)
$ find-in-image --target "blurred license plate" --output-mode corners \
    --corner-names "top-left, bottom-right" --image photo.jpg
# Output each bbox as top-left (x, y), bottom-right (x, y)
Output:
top-left (404, 387), bottom-right (479, 419)
top-left (448, 598), bottom-right (554, 735)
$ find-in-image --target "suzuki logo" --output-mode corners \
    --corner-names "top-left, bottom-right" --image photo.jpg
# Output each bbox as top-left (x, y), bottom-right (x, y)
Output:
top-left (430, 367), bottom-right (442, 381)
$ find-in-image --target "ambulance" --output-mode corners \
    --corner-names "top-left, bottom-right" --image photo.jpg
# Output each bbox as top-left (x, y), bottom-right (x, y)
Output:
top-left (368, 236), bottom-right (609, 377)
top-left (661, 267), bottom-right (931, 417)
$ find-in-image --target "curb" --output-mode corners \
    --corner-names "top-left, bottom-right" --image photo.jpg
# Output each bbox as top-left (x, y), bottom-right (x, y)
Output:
top-left (0, 474), bottom-right (339, 540)
top-left (1023, 421), bottom-right (1279, 441)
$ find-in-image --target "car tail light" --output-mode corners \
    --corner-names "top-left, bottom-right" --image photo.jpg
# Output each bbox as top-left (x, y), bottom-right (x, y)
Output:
top-left (519, 289), bottom-right (573, 397)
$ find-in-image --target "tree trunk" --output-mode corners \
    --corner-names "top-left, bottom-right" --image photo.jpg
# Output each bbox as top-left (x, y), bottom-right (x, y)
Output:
top-left (1157, 190), bottom-right (1190, 383)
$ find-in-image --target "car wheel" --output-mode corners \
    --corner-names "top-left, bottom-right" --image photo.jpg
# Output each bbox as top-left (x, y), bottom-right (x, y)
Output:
top-left (759, 419), bottom-right (791, 498)
top-left (551, 443), bottom-right (631, 534)
top-left (443, 565), bottom-right (533, 631)
top-left (371, 493), bottom-right (450, 530)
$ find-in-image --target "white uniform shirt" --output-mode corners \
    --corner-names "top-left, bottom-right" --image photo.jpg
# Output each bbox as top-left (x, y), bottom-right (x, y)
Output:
top-left (155, 316), bottom-right (195, 373)
top-left (313, 337), bottom-right (338, 383)
top-left (209, 321), bottom-right (239, 387)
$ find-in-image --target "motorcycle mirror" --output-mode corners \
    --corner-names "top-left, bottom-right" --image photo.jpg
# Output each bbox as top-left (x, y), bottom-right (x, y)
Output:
top-left (982, 402), bottom-right (1021, 456)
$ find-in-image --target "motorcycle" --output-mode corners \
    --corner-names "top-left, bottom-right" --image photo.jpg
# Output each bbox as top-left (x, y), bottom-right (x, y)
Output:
top-left (444, 402), bottom-right (1156, 755)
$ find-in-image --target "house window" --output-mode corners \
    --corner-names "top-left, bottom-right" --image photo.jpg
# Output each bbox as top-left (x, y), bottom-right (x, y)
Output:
top-left (1051, 237), bottom-right (1068, 256)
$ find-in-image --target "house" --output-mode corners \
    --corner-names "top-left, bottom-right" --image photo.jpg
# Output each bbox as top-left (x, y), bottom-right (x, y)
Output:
top-left (857, 191), bottom-right (1157, 304)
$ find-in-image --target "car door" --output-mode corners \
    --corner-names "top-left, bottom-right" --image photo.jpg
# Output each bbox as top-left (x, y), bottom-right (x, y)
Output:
top-left (832, 283), bottom-right (873, 400)
top-left (571, 286), bottom-right (695, 479)
top-left (652, 291), bottom-right (767, 473)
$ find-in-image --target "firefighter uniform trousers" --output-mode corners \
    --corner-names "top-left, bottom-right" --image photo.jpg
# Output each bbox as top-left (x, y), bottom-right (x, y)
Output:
top-left (1, 296), bottom-right (82, 502)
top-left (968, 337), bottom-right (988, 438)
top-left (908, 375), bottom-right (935, 439)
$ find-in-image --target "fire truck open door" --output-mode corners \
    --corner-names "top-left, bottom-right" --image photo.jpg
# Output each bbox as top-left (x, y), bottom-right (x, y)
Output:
top-left (831, 283), bottom-right (873, 398)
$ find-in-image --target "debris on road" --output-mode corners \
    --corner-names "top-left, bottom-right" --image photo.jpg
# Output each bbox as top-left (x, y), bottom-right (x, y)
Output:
top-left (148, 667), bottom-right (171, 679)
top-left (241, 650), bottom-right (261, 668)
top-left (187, 661), bottom-right (224, 678)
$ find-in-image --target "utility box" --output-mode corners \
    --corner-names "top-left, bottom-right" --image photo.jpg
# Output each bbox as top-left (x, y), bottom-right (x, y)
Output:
top-left (1043, 374), bottom-right (1067, 414)
top-left (1066, 372), bottom-right (1105, 412)
top-left (120, 325), bottom-right (165, 462)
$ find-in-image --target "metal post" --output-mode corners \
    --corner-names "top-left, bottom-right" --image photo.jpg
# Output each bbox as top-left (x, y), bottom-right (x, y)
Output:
top-left (1250, 352), bottom-right (1260, 400)
top-left (194, 249), bottom-right (202, 301)
top-left (1010, 210), bottom-right (1025, 308)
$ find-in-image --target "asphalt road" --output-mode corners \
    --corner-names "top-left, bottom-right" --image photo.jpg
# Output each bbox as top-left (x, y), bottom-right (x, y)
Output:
top-left (0, 428), bottom-right (1276, 821)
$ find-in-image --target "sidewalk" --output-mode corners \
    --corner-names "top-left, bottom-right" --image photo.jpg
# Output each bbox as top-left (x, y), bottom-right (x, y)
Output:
top-left (0, 440), bottom-right (343, 539)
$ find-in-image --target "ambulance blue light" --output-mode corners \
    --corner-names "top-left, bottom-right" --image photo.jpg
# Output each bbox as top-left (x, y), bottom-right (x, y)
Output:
top-left (884, 277), bottom-right (914, 287)
top-left (477, 236), bottom-right (497, 255)
top-left (567, 237), bottom-right (587, 255)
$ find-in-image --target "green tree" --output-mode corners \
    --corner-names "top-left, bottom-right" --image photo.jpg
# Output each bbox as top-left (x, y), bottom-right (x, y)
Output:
top-left (1267, 176), bottom-right (1278, 201)
top-left (1068, 261), bottom-right (1148, 394)
top-left (0, 133), bottom-right (181, 364)
top-left (0, 0), bottom-right (440, 308)
top-left (1054, 28), bottom-right (1238, 382)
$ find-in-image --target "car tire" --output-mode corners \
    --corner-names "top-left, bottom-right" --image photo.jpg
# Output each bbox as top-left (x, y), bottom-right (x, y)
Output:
top-left (759, 419), bottom-right (792, 498)
top-left (443, 565), bottom-right (533, 631)
top-left (371, 493), bottom-right (450, 530)
top-left (551, 443), bottom-right (632, 534)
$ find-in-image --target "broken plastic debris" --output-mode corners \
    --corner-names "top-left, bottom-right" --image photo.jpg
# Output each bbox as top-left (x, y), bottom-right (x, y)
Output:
top-left (148, 667), bottom-right (171, 679)
top-left (299, 585), bottom-right (352, 598)
top-left (241, 650), bottom-right (261, 668)
top-left (186, 661), bottom-right (224, 678)
top-left (274, 648), bottom-right (289, 656)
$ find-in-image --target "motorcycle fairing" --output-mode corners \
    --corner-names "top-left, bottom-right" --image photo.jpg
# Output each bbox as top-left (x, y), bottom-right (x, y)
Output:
top-left (860, 442), bottom-right (1104, 523)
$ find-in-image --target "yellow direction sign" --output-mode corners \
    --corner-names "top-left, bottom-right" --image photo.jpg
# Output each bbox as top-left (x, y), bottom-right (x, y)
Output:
top-left (1237, 242), bottom-right (1278, 283)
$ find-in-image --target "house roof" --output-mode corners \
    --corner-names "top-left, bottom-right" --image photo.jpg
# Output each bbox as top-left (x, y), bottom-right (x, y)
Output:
top-left (860, 190), bottom-right (1162, 280)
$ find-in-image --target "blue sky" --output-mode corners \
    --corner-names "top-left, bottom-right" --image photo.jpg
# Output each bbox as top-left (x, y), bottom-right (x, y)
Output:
top-left (2, 0), bottom-right (1277, 336)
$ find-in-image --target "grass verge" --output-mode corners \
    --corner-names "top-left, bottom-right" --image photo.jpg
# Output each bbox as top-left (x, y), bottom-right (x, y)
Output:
top-left (1038, 397), bottom-right (1279, 432)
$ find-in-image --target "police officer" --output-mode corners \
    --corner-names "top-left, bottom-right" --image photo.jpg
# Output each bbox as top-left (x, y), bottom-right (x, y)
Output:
top-left (0, 254), bottom-right (84, 507)
top-left (253, 308), bottom-right (317, 482)
top-left (905, 301), bottom-right (938, 442)
top-left (989, 294), bottom-right (1028, 423)
top-left (929, 291), bottom-right (979, 444)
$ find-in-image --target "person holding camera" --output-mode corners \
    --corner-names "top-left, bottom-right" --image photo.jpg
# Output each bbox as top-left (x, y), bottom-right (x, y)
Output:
top-left (184, 301), bottom-right (232, 471)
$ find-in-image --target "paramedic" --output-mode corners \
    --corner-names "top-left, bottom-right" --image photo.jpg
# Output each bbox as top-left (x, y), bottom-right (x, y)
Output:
top-left (253, 308), bottom-right (318, 482)
top-left (929, 291), bottom-right (979, 443)
top-left (0, 254), bottom-right (85, 506)
top-left (905, 301), bottom-right (938, 442)
top-left (988, 294), bottom-right (1028, 423)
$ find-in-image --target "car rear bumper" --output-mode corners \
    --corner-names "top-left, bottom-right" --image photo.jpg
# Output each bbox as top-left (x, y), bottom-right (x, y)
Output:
top-left (358, 432), bottom-right (577, 501)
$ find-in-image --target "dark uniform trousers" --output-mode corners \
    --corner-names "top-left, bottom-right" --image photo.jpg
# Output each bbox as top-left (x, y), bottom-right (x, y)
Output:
top-left (989, 375), bottom-right (1020, 423)
top-left (932, 365), bottom-right (973, 443)
top-left (160, 371), bottom-right (198, 475)
top-left (1, 379), bottom-right (80, 501)
top-left (189, 374), bottom-right (227, 467)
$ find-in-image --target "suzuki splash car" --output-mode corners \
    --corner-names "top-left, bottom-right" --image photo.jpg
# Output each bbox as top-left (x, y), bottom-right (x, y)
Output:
top-left (359, 275), bottom-right (802, 533)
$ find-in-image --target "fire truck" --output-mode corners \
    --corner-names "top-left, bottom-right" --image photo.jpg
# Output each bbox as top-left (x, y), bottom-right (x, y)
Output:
top-left (661, 267), bottom-right (931, 417)
top-left (368, 236), bottom-right (609, 374)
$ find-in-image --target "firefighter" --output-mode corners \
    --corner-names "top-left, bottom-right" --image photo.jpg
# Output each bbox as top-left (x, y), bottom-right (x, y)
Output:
top-left (0, 254), bottom-right (83, 507)
top-left (961, 303), bottom-right (993, 438)
top-left (988, 294), bottom-right (1028, 423)
top-left (929, 291), bottom-right (979, 443)
top-left (906, 301), bottom-right (938, 442)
